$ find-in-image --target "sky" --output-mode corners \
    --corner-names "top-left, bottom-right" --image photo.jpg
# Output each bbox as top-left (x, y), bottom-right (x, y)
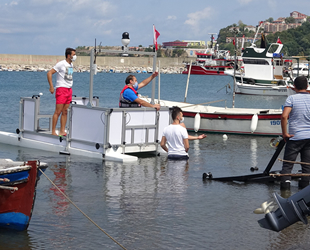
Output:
top-left (0, 0), bottom-right (310, 55)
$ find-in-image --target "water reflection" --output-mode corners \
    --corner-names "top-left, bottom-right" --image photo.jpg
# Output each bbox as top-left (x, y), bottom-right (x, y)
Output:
top-left (0, 229), bottom-right (32, 250)
top-left (103, 156), bottom-right (190, 221)
top-left (49, 162), bottom-right (70, 216)
top-left (250, 138), bottom-right (258, 169)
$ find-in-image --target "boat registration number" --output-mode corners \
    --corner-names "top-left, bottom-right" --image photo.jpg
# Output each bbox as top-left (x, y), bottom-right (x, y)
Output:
top-left (270, 120), bottom-right (281, 125)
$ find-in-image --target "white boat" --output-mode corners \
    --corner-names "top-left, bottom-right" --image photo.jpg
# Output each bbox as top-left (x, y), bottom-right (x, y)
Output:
top-left (140, 97), bottom-right (282, 136)
top-left (225, 23), bottom-right (292, 96)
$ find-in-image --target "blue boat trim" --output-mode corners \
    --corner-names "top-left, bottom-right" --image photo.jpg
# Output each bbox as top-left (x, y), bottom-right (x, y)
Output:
top-left (0, 212), bottom-right (30, 231)
top-left (0, 171), bottom-right (29, 184)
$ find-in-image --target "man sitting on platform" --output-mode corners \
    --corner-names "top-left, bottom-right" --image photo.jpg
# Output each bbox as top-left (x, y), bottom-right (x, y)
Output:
top-left (119, 73), bottom-right (160, 110)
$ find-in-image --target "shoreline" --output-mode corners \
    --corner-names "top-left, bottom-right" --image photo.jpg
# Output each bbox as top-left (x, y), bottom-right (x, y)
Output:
top-left (0, 54), bottom-right (189, 74)
top-left (0, 64), bottom-right (186, 74)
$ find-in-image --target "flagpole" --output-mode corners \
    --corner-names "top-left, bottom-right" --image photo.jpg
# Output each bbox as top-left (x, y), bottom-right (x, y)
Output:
top-left (151, 25), bottom-right (156, 104)
top-left (151, 25), bottom-right (160, 104)
top-left (232, 28), bottom-right (237, 109)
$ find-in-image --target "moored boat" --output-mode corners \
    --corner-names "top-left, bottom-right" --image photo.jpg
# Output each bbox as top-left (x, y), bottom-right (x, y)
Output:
top-left (182, 34), bottom-right (235, 75)
top-left (140, 97), bottom-right (282, 136)
top-left (225, 22), bottom-right (293, 96)
top-left (0, 159), bottom-right (48, 230)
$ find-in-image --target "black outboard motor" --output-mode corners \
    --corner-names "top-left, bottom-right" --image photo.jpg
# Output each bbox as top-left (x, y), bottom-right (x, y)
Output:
top-left (258, 185), bottom-right (310, 232)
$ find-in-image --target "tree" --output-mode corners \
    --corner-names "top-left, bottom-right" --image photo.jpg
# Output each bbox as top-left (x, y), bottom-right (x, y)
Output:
top-left (238, 20), bottom-right (246, 32)
top-left (285, 17), bottom-right (296, 24)
top-left (265, 17), bottom-right (274, 23)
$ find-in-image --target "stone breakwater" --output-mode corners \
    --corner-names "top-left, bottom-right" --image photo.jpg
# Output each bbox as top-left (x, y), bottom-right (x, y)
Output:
top-left (0, 54), bottom-right (187, 74)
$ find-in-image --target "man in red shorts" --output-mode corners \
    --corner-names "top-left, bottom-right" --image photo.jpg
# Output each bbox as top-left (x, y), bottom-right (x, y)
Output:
top-left (47, 48), bottom-right (76, 136)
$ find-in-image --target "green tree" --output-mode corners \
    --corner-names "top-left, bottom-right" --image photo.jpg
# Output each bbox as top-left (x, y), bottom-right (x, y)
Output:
top-left (285, 17), bottom-right (296, 24)
top-left (265, 17), bottom-right (274, 23)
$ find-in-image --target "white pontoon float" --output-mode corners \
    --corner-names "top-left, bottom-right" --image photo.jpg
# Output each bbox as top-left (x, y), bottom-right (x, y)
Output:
top-left (0, 34), bottom-right (170, 162)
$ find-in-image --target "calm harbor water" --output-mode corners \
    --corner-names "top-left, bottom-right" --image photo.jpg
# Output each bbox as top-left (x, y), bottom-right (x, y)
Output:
top-left (0, 71), bottom-right (309, 250)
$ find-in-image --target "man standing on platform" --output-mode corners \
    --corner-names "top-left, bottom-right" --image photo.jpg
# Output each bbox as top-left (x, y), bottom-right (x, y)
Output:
top-left (47, 48), bottom-right (76, 136)
top-left (280, 76), bottom-right (310, 190)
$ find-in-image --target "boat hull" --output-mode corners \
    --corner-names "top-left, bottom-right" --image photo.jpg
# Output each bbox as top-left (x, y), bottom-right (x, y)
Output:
top-left (182, 65), bottom-right (230, 75)
top-left (141, 98), bottom-right (282, 136)
top-left (235, 82), bottom-right (287, 96)
top-left (0, 161), bottom-right (38, 230)
top-left (182, 111), bottom-right (281, 135)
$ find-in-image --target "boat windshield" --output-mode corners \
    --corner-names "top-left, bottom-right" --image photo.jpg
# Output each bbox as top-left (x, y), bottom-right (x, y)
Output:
top-left (267, 44), bottom-right (280, 54)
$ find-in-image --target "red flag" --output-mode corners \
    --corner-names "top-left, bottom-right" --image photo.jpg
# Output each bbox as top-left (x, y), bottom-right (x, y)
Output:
top-left (277, 37), bottom-right (282, 44)
top-left (153, 25), bottom-right (160, 50)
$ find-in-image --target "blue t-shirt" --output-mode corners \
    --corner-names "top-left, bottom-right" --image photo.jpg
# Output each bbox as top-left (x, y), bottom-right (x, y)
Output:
top-left (284, 92), bottom-right (310, 140)
top-left (123, 86), bottom-right (139, 102)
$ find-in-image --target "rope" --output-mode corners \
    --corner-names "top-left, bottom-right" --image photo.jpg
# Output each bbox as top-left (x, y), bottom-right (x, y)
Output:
top-left (38, 167), bottom-right (127, 250)
top-left (181, 99), bottom-right (225, 108)
top-left (278, 158), bottom-right (310, 166)
top-left (270, 173), bottom-right (310, 177)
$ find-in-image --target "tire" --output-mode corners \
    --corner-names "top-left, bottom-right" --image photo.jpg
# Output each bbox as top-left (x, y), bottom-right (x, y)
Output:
top-left (246, 78), bottom-right (255, 85)
top-left (277, 80), bottom-right (285, 86)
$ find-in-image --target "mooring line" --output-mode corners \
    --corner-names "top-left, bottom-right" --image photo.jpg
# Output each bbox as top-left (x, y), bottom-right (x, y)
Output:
top-left (278, 158), bottom-right (310, 166)
top-left (38, 167), bottom-right (127, 250)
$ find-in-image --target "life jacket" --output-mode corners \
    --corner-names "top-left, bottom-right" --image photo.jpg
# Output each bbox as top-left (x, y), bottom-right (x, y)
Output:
top-left (119, 85), bottom-right (141, 108)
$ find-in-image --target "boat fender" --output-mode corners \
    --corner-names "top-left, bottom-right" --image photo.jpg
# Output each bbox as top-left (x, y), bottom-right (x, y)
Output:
top-left (277, 80), bottom-right (285, 86)
top-left (250, 114), bottom-right (258, 133)
top-left (194, 113), bottom-right (201, 132)
top-left (246, 78), bottom-right (255, 85)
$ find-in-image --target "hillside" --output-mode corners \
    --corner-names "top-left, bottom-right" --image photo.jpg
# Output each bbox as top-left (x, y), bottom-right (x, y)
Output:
top-left (218, 21), bottom-right (310, 57)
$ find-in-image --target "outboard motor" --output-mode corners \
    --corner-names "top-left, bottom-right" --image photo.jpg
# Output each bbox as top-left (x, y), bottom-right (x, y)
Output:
top-left (257, 185), bottom-right (310, 232)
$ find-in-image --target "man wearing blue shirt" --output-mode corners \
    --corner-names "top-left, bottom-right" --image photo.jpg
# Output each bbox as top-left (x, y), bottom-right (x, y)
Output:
top-left (280, 76), bottom-right (310, 190)
top-left (119, 73), bottom-right (160, 110)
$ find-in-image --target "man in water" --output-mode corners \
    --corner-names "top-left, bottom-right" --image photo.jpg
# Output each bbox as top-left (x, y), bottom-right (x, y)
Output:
top-left (280, 76), bottom-right (310, 190)
top-left (119, 73), bottom-right (161, 110)
top-left (160, 106), bottom-right (206, 160)
top-left (47, 48), bottom-right (76, 136)
top-left (160, 106), bottom-right (189, 160)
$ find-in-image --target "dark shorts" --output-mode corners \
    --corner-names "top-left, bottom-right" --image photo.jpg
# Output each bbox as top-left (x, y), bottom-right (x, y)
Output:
top-left (167, 154), bottom-right (189, 160)
top-left (56, 87), bottom-right (72, 104)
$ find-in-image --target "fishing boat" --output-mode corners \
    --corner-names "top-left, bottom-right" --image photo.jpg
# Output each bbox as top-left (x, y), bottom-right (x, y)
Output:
top-left (182, 34), bottom-right (235, 75)
top-left (0, 159), bottom-right (48, 230)
top-left (140, 97), bottom-right (282, 136)
top-left (225, 23), bottom-right (293, 96)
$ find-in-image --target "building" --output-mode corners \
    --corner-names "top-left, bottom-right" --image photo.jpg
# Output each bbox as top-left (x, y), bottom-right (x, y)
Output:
top-left (244, 25), bottom-right (256, 32)
top-left (229, 27), bottom-right (240, 32)
top-left (290, 11), bottom-right (307, 19)
top-left (182, 40), bottom-right (205, 46)
top-left (226, 37), bottom-right (254, 44)
top-left (162, 41), bottom-right (188, 48)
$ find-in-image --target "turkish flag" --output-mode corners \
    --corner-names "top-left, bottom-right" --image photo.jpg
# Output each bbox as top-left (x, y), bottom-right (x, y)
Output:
top-left (153, 25), bottom-right (160, 50)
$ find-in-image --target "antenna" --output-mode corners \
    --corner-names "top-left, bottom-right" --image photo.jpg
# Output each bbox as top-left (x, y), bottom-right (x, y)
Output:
top-left (208, 33), bottom-right (217, 49)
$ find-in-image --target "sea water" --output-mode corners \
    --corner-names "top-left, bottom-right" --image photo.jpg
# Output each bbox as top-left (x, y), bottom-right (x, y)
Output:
top-left (0, 71), bottom-right (308, 250)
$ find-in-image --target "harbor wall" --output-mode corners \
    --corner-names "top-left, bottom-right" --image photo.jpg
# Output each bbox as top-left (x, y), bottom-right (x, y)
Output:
top-left (0, 54), bottom-right (186, 68)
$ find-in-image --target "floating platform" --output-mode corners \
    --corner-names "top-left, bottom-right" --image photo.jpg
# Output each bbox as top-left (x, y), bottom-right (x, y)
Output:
top-left (0, 96), bottom-right (170, 162)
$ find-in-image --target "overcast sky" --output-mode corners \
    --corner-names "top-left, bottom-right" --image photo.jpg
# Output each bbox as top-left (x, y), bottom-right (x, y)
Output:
top-left (0, 0), bottom-right (309, 55)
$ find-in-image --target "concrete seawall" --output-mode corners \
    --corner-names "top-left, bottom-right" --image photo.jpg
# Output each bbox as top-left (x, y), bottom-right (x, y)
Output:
top-left (0, 54), bottom-right (187, 68)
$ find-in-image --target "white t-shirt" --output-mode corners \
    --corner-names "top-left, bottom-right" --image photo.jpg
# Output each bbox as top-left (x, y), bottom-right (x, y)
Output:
top-left (53, 60), bottom-right (74, 89)
top-left (162, 124), bottom-right (188, 156)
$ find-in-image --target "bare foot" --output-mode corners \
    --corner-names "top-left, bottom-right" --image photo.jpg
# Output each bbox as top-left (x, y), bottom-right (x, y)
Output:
top-left (52, 132), bottom-right (58, 136)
